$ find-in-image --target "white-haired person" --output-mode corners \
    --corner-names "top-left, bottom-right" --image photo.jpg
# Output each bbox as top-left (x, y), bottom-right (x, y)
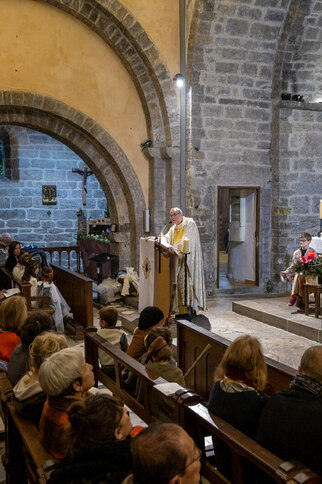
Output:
top-left (38, 347), bottom-right (95, 459)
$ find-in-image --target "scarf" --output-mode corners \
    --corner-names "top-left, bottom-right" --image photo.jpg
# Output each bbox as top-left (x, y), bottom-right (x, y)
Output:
top-left (290, 374), bottom-right (322, 396)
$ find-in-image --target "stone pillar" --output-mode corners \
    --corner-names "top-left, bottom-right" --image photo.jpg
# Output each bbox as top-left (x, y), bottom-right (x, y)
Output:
top-left (143, 146), bottom-right (180, 235)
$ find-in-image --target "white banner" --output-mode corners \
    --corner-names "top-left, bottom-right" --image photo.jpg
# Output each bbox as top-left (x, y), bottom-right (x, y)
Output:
top-left (138, 238), bottom-right (155, 312)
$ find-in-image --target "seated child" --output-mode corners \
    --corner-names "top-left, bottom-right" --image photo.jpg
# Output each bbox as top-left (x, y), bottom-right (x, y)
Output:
top-left (141, 335), bottom-right (185, 421)
top-left (22, 257), bottom-right (42, 308)
top-left (126, 306), bottom-right (164, 360)
top-left (12, 252), bottom-right (31, 282)
top-left (8, 311), bottom-right (53, 385)
top-left (280, 232), bottom-right (317, 309)
top-left (41, 266), bottom-right (73, 334)
top-left (97, 306), bottom-right (128, 377)
top-left (13, 331), bottom-right (68, 425)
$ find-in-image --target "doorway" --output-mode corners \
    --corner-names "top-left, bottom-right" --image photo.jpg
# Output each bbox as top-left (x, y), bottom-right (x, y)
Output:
top-left (217, 187), bottom-right (259, 289)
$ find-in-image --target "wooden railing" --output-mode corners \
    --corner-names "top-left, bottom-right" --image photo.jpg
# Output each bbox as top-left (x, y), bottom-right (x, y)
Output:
top-left (39, 246), bottom-right (81, 272)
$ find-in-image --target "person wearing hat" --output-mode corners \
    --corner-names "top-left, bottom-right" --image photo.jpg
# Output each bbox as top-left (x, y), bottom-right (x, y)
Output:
top-left (126, 306), bottom-right (164, 360)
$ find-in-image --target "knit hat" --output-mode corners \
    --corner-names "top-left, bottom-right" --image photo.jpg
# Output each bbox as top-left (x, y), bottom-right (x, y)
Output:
top-left (138, 306), bottom-right (164, 330)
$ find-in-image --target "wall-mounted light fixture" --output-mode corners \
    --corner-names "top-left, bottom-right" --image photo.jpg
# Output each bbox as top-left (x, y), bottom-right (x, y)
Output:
top-left (140, 139), bottom-right (152, 151)
top-left (173, 73), bottom-right (185, 88)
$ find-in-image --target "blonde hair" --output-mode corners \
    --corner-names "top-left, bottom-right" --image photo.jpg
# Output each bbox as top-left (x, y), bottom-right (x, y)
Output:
top-left (214, 335), bottom-right (267, 391)
top-left (29, 332), bottom-right (68, 375)
top-left (0, 296), bottom-right (27, 331)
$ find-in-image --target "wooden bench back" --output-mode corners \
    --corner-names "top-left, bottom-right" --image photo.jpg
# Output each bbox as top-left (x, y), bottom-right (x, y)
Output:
top-left (176, 320), bottom-right (296, 400)
top-left (52, 264), bottom-right (93, 328)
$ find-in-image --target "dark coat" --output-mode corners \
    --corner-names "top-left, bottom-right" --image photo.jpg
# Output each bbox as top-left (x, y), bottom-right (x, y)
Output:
top-left (49, 438), bottom-right (132, 484)
top-left (208, 381), bottom-right (268, 481)
top-left (5, 255), bottom-right (18, 272)
top-left (256, 386), bottom-right (322, 476)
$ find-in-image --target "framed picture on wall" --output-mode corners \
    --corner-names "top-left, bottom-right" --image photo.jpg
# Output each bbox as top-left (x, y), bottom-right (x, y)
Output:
top-left (42, 185), bottom-right (57, 205)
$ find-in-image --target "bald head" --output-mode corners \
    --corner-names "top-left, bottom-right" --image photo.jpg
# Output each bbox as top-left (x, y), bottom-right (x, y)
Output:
top-left (299, 346), bottom-right (322, 384)
top-left (131, 423), bottom-right (200, 484)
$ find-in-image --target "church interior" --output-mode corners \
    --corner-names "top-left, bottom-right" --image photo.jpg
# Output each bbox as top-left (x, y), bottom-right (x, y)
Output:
top-left (0, 0), bottom-right (322, 483)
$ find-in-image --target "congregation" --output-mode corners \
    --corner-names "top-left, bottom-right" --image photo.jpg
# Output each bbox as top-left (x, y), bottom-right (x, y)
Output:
top-left (0, 234), bottom-right (322, 483)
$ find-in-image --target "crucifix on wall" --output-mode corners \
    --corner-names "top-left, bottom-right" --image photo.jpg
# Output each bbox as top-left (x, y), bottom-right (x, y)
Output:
top-left (72, 165), bottom-right (93, 205)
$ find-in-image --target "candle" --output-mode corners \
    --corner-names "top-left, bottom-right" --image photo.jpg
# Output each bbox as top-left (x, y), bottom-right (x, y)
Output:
top-left (183, 237), bottom-right (189, 253)
top-left (320, 199), bottom-right (322, 219)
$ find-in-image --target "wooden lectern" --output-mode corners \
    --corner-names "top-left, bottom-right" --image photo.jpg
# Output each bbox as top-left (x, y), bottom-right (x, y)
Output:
top-left (154, 242), bottom-right (177, 318)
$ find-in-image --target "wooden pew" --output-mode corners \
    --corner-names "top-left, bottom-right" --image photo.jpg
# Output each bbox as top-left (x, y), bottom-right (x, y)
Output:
top-left (84, 327), bottom-right (321, 484)
top-left (0, 266), bottom-right (54, 316)
top-left (84, 327), bottom-right (199, 424)
top-left (52, 264), bottom-right (93, 336)
top-left (178, 402), bottom-right (321, 484)
top-left (176, 319), bottom-right (296, 400)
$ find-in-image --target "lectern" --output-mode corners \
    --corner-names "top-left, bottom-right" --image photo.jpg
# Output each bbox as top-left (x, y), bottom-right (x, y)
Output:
top-left (153, 242), bottom-right (177, 318)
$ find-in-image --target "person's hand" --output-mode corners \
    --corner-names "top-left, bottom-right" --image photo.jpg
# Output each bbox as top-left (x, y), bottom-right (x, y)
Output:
top-left (167, 246), bottom-right (175, 254)
top-left (0, 289), bottom-right (7, 301)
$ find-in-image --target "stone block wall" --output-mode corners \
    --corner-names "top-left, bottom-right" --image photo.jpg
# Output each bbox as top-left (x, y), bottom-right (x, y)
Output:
top-left (0, 126), bottom-right (107, 247)
top-left (188, 0), bottom-right (290, 293)
top-left (273, 104), bottom-right (322, 287)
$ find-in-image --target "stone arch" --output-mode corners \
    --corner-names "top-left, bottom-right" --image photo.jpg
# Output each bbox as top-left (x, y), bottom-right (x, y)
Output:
top-left (0, 91), bottom-right (146, 267)
top-left (42, 0), bottom-right (179, 148)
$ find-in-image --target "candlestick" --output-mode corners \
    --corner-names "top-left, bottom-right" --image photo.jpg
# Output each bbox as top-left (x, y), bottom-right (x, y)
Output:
top-left (183, 237), bottom-right (189, 254)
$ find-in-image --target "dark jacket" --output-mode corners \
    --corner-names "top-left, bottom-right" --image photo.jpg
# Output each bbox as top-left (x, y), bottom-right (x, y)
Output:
top-left (7, 343), bottom-right (29, 386)
top-left (256, 386), bottom-right (322, 476)
top-left (49, 438), bottom-right (132, 484)
top-left (5, 255), bottom-right (18, 272)
top-left (208, 381), bottom-right (268, 481)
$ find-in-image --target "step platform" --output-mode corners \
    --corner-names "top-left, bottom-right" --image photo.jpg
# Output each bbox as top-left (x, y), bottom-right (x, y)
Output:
top-left (232, 296), bottom-right (322, 343)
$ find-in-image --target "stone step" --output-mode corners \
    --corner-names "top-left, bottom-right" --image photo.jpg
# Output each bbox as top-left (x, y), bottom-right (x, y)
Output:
top-left (232, 296), bottom-right (322, 343)
top-left (124, 295), bottom-right (139, 310)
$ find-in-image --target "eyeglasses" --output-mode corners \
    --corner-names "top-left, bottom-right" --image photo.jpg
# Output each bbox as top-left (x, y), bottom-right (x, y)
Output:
top-left (178, 445), bottom-right (202, 475)
top-left (299, 239), bottom-right (308, 242)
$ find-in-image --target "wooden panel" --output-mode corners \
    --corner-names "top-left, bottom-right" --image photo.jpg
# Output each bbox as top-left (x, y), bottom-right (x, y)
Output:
top-left (177, 320), bottom-right (296, 400)
top-left (52, 264), bottom-right (93, 328)
top-left (154, 246), bottom-right (171, 317)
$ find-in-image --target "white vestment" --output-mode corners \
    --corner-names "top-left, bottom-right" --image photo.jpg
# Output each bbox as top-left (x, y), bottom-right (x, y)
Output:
top-left (165, 216), bottom-right (206, 311)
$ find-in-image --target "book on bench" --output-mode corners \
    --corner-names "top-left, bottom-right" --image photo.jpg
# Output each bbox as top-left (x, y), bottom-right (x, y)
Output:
top-left (3, 288), bottom-right (21, 298)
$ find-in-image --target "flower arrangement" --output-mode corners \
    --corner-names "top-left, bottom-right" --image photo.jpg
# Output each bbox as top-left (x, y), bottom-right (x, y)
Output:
top-left (292, 251), bottom-right (322, 278)
top-left (79, 233), bottom-right (110, 244)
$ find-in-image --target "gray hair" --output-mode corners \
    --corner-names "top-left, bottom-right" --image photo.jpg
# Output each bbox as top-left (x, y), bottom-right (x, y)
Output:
top-left (170, 207), bottom-right (182, 215)
top-left (38, 347), bottom-right (84, 397)
top-left (0, 232), bottom-right (12, 245)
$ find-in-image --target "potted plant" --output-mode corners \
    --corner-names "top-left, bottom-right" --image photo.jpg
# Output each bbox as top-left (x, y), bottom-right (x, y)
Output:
top-left (292, 251), bottom-right (322, 285)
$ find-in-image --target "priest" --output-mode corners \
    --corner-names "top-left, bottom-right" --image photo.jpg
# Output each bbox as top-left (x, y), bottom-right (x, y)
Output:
top-left (164, 208), bottom-right (206, 314)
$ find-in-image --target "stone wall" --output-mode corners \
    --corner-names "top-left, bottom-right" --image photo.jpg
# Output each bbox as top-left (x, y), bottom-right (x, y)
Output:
top-left (273, 104), bottom-right (322, 287)
top-left (0, 126), bottom-right (107, 247)
top-left (188, 0), bottom-right (291, 293)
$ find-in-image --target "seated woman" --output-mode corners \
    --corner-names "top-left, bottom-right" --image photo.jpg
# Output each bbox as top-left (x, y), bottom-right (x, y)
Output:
top-left (5, 240), bottom-right (21, 272)
top-left (41, 266), bottom-right (73, 334)
top-left (207, 334), bottom-right (269, 480)
top-left (49, 394), bottom-right (134, 484)
top-left (0, 296), bottom-right (27, 371)
top-left (38, 347), bottom-right (95, 459)
top-left (13, 331), bottom-right (67, 425)
top-left (8, 311), bottom-right (53, 385)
